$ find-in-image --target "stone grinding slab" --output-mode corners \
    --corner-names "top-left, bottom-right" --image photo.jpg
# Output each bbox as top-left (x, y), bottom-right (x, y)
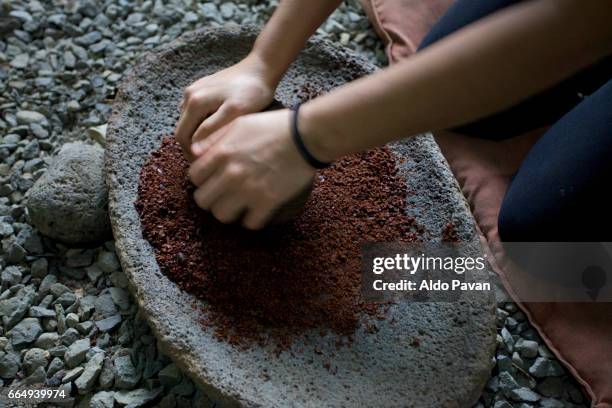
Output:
top-left (106, 26), bottom-right (496, 407)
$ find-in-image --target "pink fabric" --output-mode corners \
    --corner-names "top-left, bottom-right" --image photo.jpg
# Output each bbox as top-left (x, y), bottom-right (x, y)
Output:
top-left (361, 0), bottom-right (453, 63)
top-left (362, 1), bottom-right (612, 405)
top-left (435, 131), bottom-right (612, 408)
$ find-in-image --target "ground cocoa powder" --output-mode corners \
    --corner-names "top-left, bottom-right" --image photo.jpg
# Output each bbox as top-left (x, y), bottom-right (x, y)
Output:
top-left (136, 137), bottom-right (420, 349)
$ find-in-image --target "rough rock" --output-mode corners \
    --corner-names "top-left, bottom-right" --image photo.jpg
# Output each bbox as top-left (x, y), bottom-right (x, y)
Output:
top-left (91, 391), bottom-right (115, 408)
top-left (95, 314), bottom-right (122, 332)
top-left (529, 358), bottom-right (565, 378)
top-left (75, 352), bottom-right (105, 394)
top-left (114, 387), bottom-right (163, 407)
top-left (97, 251), bottom-right (120, 273)
top-left (0, 284), bottom-right (36, 327)
top-left (64, 338), bottom-right (90, 368)
top-left (8, 317), bottom-right (42, 346)
top-left (26, 142), bottom-right (111, 244)
top-left (62, 366), bottom-right (85, 383)
top-left (508, 387), bottom-right (541, 402)
top-left (106, 26), bottom-right (496, 408)
top-left (0, 352), bottom-right (20, 378)
top-left (113, 353), bottom-right (140, 389)
top-left (22, 347), bottom-right (49, 375)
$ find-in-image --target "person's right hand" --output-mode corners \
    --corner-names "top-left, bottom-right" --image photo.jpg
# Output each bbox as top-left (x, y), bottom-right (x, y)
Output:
top-left (174, 55), bottom-right (277, 160)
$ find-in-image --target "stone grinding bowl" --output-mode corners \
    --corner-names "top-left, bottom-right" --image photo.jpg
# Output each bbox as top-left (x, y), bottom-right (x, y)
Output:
top-left (106, 26), bottom-right (496, 407)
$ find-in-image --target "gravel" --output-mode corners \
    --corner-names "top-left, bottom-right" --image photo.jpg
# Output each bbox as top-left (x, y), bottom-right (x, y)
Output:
top-left (0, 0), bottom-right (588, 406)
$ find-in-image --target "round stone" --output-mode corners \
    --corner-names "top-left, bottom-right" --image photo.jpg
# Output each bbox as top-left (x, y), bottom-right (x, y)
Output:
top-left (106, 26), bottom-right (496, 407)
top-left (26, 142), bottom-right (111, 244)
top-left (22, 348), bottom-right (49, 375)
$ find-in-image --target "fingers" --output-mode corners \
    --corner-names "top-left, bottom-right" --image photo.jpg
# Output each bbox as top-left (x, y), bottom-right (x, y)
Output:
top-left (192, 169), bottom-right (226, 211)
top-left (191, 123), bottom-right (229, 157)
top-left (242, 206), bottom-right (276, 230)
top-left (191, 102), bottom-right (242, 146)
top-left (210, 194), bottom-right (246, 224)
top-left (174, 91), bottom-right (219, 159)
top-left (188, 149), bottom-right (225, 187)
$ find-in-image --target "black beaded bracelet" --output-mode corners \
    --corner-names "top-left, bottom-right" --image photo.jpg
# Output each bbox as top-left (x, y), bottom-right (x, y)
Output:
top-left (290, 103), bottom-right (331, 169)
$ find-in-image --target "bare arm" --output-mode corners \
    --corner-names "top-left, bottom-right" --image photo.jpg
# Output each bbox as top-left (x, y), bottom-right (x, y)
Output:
top-left (187, 0), bottom-right (612, 229)
top-left (250, 0), bottom-right (343, 86)
top-left (301, 0), bottom-right (612, 161)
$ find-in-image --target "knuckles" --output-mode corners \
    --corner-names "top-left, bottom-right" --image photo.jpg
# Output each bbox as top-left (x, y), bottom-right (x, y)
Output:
top-left (212, 207), bottom-right (236, 224)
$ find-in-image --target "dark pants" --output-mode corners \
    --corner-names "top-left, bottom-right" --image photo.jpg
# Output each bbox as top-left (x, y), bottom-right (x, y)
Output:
top-left (418, 0), bottom-right (612, 241)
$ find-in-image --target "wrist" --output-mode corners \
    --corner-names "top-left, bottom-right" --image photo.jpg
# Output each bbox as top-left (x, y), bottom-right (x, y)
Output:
top-left (243, 51), bottom-right (285, 90)
top-left (298, 102), bottom-right (341, 163)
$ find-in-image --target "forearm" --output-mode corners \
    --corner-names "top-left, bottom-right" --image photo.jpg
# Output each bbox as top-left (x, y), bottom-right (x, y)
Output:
top-left (300, 0), bottom-right (612, 161)
top-left (249, 0), bottom-right (343, 87)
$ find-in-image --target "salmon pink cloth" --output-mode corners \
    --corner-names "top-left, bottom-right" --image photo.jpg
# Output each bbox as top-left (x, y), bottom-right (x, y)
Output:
top-left (361, 0), bottom-right (612, 406)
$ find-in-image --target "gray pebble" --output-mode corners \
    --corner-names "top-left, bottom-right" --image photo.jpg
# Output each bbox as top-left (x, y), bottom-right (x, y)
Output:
top-left (65, 248), bottom-right (95, 268)
top-left (64, 337), bottom-right (90, 368)
top-left (0, 351), bottom-right (21, 378)
top-left (86, 265), bottom-right (104, 283)
top-left (24, 365), bottom-right (46, 384)
top-left (65, 312), bottom-right (79, 328)
top-left (114, 387), bottom-right (163, 407)
top-left (10, 54), bottom-right (30, 69)
top-left (76, 320), bottom-right (94, 335)
top-left (539, 398), bottom-right (564, 408)
top-left (508, 387), bottom-right (541, 402)
top-left (96, 314), bottom-right (122, 332)
top-left (8, 317), bottom-right (42, 346)
top-left (1, 266), bottom-right (22, 286)
top-left (110, 271), bottom-right (129, 289)
top-left (47, 356), bottom-right (64, 377)
top-left (109, 287), bottom-right (130, 310)
top-left (22, 347), bottom-right (49, 375)
top-left (50, 282), bottom-right (71, 298)
top-left (99, 357), bottom-right (115, 388)
top-left (62, 366), bottom-right (85, 383)
top-left (0, 284), bottom-right (35, 326)
top-left (220, 2), bottom-right (236, 19)
top-left (34, 331), bottom-right (59, 349)
top-left (97, 251), bottom-right (120, 273)
top-left (515, 338), bottom-right (539, 359)
top-left (30, 258), bottom-right (48, 278)
top-left (75, 31), bottom-right (103, 46)
top-left (48, 344), bottom-right (68, 357)
top-left (60, 327), bottom-right (80, 346)
top-left (91, 390), bottom-right (115, 408)
top-left (30, 123), bottom-right (49, 139)
top-left (95, 293), bottom-right (118, 317)
top-left (16, 110), bottom-right (46, 125)
top-left (75, 351), bottom-right (105, 394)
top-left (113, 353), bottom-right (140, 389)
top-left (38, 274), bottom-right (57, 296)
top-left (29, 306), bottom-right (56, 318)
top-left (529, 357), bottom-right (564, 378)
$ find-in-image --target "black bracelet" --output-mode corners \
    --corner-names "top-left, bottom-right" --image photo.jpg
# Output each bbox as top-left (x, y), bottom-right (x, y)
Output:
top-left (290, 103), bottom-right (331, 169)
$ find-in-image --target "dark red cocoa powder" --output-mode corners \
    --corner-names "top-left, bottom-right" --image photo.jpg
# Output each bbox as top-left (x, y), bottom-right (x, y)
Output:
top-left (136, 137), bottom-right (420, 349)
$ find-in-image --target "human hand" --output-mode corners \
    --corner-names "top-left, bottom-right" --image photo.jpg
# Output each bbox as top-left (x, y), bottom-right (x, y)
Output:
top-left (188, 109), bottom-right (316, 230)
top-left (175, 55), bottom-right (277, 160)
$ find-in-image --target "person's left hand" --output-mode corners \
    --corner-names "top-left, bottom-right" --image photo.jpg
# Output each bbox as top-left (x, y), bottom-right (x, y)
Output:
top-left (188, 109), bottom-right (316, 230)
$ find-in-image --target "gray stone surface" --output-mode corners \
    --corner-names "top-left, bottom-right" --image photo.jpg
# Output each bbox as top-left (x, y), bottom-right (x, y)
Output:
top-left (8, 317), bottom-right (42, 347)
top-left (106, 26), bottom-right (496, 407)
top-left (64, 337), bottom-right (90, 368)
top-left (75, 351), bottom-right (105, 394)
top-left (26, 142), bottom-right (111, 244)
top-left (114, 387), bottom-right (163, 407)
